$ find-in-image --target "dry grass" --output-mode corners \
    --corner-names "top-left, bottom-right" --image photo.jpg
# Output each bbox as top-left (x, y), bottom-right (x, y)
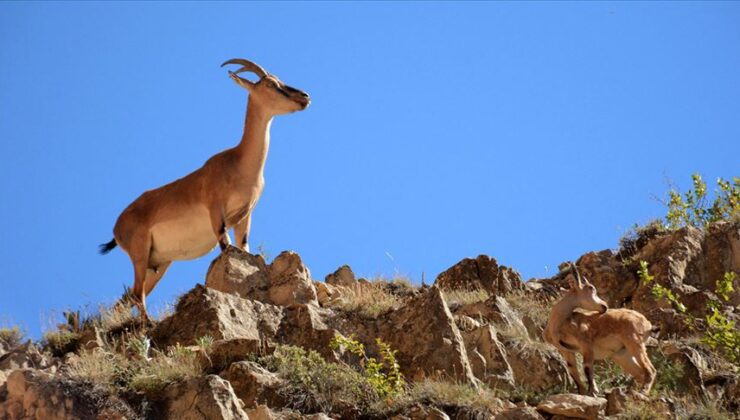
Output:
top-left (0, 326), bottom-right (24, 348)
top-left (66, 349), bottom-right (123, 388)
top-left (330, 282), bottom-right (403, 318)
top-left (42, 330), bottom-right (81, 356)
top-left (443, 289), bottom-right (490, 307)
top-left (505, 289), bottom-right (554, 328)
top-left (66, 340), bottom-right (202, 396)
top-left (381, 379), bottom-right (506, 416)
top-left (129, 344), bottom-right (202, 394)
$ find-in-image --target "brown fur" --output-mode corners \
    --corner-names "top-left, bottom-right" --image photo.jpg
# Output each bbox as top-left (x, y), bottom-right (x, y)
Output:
top-left (103, 59), bottom-right (310, 320)
top-left (544, 265), bottom-right (656, 396)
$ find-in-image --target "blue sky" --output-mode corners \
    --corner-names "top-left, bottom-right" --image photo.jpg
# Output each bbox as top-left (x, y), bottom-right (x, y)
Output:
top-left (1, 2), bottom-right (738, 337)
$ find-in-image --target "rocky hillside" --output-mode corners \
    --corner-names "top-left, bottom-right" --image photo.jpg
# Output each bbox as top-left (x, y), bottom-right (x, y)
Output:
top-left (1, 217), bottom-right (738, 419)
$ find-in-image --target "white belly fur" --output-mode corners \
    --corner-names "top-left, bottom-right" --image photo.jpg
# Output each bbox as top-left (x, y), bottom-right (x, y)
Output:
top-left (150, 206), bottom-right (217, 264)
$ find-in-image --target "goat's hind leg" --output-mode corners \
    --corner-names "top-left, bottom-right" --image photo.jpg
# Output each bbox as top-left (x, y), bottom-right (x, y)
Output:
top-left (560, 350), bottom-right (587, 395)
top-left (123, 233), bottom-right (154, 324)
top-left (627, 339), bottom-right (656, 394)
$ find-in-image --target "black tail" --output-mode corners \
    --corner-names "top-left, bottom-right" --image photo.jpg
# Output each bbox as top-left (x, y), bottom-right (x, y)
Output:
top-left (99, 238), bottom-right (118, 255)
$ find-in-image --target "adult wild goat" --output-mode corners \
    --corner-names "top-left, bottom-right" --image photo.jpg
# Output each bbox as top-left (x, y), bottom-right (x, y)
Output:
top-left (100, 58), bottom-right (310, 321)
top-left (543, 264), bottom-right (656, 396)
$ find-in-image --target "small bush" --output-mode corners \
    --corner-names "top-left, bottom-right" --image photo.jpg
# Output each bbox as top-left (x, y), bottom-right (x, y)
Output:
top-left (259, 344), bottom-right (378, 413)
top-left (665, 173), bottom-right (739, 230)
top-left (66, 349), bottom-right (124, 389)
top-left (42, 330), bottom-right (81, 356)
top-left (330, 335), bottom-right (405, 399)
top-left (0, 326), bottom-right (24, 348)
top-left (650, 348), bottom-right (685, 394)
top-left (619, 219), bottom-right (667, 257)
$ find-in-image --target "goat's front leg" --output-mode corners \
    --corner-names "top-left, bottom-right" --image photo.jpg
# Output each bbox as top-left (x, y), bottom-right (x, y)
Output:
top-left (234, 213), bottom-right (252, 253)
top-left (209, 207), bottom-right (231, 251)
top-left (583, 349), bottom-right (597, 396)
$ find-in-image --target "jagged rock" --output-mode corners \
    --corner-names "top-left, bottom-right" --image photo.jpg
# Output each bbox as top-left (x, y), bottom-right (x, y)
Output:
top-left (455, 295), bottom-right (529, 337)
top-left (153, 285), bottom-right (283, 348)
top-left (268, 251), bottom-right (319, 307)
top-left (435, 255), bottom-right (524, 295)
top-left (314, 281), bottom-right (344, 306)
top-left (206, 338), bottom-right (263, 372)
top-left (494, 406), bottom-right (545, 419)
top-left (575, 250), bottom-right (639, 307)
top-left (0, 341), bottom-right (51, 372)
top-left (503, 339), bottom-right (568, 392)
top-left (220, 361), bottom-right (285, 408)
top-left (379, 286), bottom-right (478, 385)
top-left (455, 315), bottom-right (482, 332)
top-left (0, 368), bottom-right (135, 420)
top-left (325, 265), bottom-right (357, 288)
top-left (246, 405), bottom-right (331, 420)
top-left (460, 324), bottom-right (515, 389)
top-left (605, 387), bottom-right (627, 416)
top-left (160, 375), bottom-right (248, 420)
top-left (536, 394), bottom-right (606, 420)
top-left (206, 248), bottom-right (318, 307)
top-left (276, 304), bottom-right (340, 360)
top-left (205, 246), bottom-right (271, 297)
top-left (660, 342), bottom-right (708, 399)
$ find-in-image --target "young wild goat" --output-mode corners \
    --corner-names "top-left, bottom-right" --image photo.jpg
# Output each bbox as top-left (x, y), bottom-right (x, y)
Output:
top-left (100, 58), bottom-right (310, 321)
top-left (543, 264), bottom-right (656, 396)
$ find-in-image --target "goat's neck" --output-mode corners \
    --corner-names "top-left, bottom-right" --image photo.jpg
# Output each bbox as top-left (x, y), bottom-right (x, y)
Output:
top-left (546, 295), bottom-right (578, 340)
top-left (236, 98), bottom-right (273, 178)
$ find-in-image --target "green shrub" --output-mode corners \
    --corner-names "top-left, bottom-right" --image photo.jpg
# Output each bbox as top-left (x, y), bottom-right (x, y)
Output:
top-left (330, 335), bottom-right (405, 399)
top-left (639, 262), bottom-right (740, 366)
top-left (259, 344), bottom-right (378, 413)
top-left (665, 173), bottom-right (739, 229)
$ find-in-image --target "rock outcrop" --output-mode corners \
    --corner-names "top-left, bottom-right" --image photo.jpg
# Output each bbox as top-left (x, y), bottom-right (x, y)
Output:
top-left (435, 255), bottom-right (524, 295)
top-left (536, 394), bottom-right (606, 419)
top-left (160, 375), bottom-right (248, 420)
top-left (206, 246), bottom-right (318, 307)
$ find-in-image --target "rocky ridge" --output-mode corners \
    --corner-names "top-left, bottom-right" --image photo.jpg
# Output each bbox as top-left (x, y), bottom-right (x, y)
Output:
top-left (0, 219), bottom-right (738, 419)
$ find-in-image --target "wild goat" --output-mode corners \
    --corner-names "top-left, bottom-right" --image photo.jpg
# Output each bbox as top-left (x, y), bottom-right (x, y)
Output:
top-left (543, 264), bottom-right (656, 396)
top-left (100, 58), bottom-right (310, 320)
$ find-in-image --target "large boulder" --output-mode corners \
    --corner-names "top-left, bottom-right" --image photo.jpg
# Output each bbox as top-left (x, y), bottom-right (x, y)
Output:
top-left (268, 251), bottom-right (319, 307)
top-left (153, 285), bottom-right (283, 348)
top-left (435, 255), bottom-right (524, 295)
top-left (536, 394), bottom-right (606, 420)
top-left (160, 375), bottom-right (248, 420)
top-left (206, 247), bottom-right (318, 307)
top-left (459, 324), bottom-right (515, 389)
top-left (377, 286), bottom-right (478, 385)
top-left (324, 265), bottom-right (357, 288)
top-left (275, 304), bottom-right (341, 360)
top-left (220, 361), bottom-right (285, 409)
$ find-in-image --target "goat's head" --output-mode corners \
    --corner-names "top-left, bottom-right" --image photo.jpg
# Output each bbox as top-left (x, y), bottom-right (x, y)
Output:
top-left (222, 58), bottom-right (310, 115)
top-left (567, 263), bottom-right (608, 314)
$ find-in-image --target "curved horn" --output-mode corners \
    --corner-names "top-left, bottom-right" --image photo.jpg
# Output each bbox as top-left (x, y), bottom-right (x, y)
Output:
top-left (221, 58), bottom-right (268, 78)
top-left (570, 263), bottom-right (584, 288)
